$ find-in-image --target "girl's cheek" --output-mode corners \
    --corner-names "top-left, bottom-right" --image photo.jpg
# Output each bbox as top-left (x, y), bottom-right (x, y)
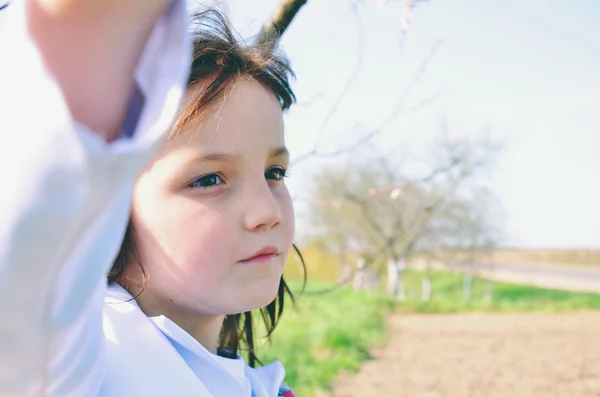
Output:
top-left (283, 200), bottom-right (296, 242)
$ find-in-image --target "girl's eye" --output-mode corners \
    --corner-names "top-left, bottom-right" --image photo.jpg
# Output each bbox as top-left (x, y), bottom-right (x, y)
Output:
top-left (265, 166), bottom-right (288, 181)
top-left (188, 173), bottom-right (224, 190)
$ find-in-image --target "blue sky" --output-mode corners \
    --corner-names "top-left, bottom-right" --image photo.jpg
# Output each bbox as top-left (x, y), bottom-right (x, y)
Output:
top-left (199, 0), bottom-right (600, 248)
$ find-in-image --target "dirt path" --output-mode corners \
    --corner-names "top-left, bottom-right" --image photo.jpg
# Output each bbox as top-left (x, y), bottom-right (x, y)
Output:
top-left (327, 312), bottom-right (600, 397)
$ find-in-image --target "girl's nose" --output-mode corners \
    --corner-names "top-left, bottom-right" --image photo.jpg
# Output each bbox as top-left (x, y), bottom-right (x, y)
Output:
top-left (243, 184), bottom-right (283, 232)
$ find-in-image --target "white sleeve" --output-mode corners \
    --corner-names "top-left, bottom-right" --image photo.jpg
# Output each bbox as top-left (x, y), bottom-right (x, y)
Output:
top-left (0, 1), bottom-right (191, 396)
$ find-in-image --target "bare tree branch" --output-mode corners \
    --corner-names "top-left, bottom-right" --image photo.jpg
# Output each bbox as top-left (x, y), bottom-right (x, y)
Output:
top-left (313, 2), bottom-right (365, 147)
top-left (344, 191), bottom-right (389, 243)
top-left (257, 0), bottom-right (439, 164)
top-left (292, 39), bottom-right (443, 165)
top-left (256, 0), bottom-right (309, 48)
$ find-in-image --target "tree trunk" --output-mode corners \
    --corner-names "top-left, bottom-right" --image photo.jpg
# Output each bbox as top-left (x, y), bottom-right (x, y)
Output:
top-left (398, 258), bottom-right (407, 301)
top-left (421, 277), bottom-right (431, 302)
top-left (352, 257), bottom-right (366, 292)
top-left (482, 278), bottom-right (492, 303)
top-left (256, 0), bottom-right (308, 48)
top-left (387, 258), bottom-right (407, 300)
top-left (386, 259), bottom-right (399, 298)
top-left (462, 273), bottom-right (472, 303)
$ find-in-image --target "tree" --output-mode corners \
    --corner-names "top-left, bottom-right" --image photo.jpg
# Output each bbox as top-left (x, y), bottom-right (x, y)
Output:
top-left (305, 132), bottom-right (500, 297)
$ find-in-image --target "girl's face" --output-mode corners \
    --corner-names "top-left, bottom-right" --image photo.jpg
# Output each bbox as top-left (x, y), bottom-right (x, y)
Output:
top-left (127, 78), bottom-right (295, 318)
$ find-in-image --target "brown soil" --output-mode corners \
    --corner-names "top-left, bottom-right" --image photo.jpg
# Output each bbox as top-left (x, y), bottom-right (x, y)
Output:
top-left (327, 312), bottom-right (600, 397)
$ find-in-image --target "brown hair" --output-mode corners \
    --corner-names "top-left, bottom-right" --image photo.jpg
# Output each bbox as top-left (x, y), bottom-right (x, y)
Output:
top-left (108, 9), bottom-right (303, 367)
top-left (172, 9), bottom-right (296, 137)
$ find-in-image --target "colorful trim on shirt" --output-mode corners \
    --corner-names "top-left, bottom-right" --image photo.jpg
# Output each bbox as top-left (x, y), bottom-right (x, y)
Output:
top-left (278, 385), bottom-right (296, 397)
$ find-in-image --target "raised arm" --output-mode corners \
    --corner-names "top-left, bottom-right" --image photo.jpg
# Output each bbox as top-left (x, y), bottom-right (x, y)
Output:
top-left (28, 0), bottom-right (172, 141)
top-left (0, 1), bottom-right (191, 395)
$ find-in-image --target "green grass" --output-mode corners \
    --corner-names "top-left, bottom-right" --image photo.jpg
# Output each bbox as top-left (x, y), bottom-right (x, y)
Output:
top-left (255, 271), bottom-right (600, 396)
top-left (397, 270), bottom-right (600, 312)
top-left (255, 279), bottom-right (395, 397)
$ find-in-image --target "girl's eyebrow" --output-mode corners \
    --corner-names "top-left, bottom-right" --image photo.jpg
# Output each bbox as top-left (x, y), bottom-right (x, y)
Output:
top-left (194, 152), bottom-right (238, 162)
top-left (187, 146), bottom-right (289, 164)
top-left (270, 146), bottom-right (289, 159)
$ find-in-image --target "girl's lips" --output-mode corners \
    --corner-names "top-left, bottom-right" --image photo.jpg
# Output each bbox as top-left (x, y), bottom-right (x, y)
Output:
top-left (239, 253), bottom-right (278, 264)
top-left (239, 246), bottom-right (280, 263)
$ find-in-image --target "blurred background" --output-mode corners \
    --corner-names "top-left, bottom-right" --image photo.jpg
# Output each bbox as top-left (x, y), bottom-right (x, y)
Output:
top-left (193, 1), bottom-right (600, 395)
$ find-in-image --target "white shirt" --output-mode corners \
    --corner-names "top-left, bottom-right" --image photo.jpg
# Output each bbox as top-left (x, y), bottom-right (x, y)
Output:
top-left (104, 284), bottom-right (286, 397)
top-left (0, 1), bottom-right (288, 396)
top-left (213, 356), bottom-right (254, 395)
top-left (151, 315), bottom-right (253, 396)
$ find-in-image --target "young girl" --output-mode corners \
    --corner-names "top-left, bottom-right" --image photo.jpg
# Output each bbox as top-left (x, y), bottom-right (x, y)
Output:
top-left (103, 10), bottom-right (300, 397)
top-left (0, 1), bottom-right (296, 396)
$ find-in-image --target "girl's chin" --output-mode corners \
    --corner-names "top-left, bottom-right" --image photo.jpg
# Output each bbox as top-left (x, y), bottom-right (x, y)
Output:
top-left (228, 281), bottom-right (282, 314)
